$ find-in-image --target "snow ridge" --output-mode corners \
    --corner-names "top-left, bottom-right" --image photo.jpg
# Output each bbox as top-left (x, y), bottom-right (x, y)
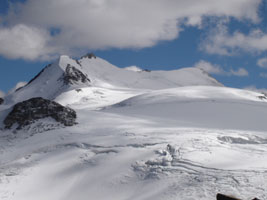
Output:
top-left (3, 54), bottom-right (222, 105)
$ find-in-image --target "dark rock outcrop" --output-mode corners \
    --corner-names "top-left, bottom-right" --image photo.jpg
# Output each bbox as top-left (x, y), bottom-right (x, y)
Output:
top-left (15, 86), bottom-right (24, 92)
top-left (0, 98), bottom-right (3, 105)
top-left (4, 97), bottom-right (77, 129)
top-left (216, 194), bottom-right (240, 200)
top-left (142, 69), bottom-right (151, 72)
top-left (258, 92), bottom-right (267, 100)
top-left (75, 59), bottom-right (82, 66)
top-left (81, 53), bottom-right (96, 59)
top-left (216, 194), bottom-right (260, 200)
top-left (63, 64), bottom-right (90, 85)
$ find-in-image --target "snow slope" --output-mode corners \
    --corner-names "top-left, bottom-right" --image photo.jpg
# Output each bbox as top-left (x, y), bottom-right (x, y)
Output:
top-left (1, 55), bottom-right (267, 200)
top-left (1, 106), bottom-right (267, 200)
top-left (107, 86), bottom-right (267, 131)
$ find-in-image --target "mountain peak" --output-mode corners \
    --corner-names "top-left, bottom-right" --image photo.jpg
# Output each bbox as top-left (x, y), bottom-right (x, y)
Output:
top-left (4, 54), bottom-right (222, 105)
top-left (58, 55), bottom-right (78, 70)
top-left (59, 55), bottom-right (70, 60)
top-left (80, 53), bottom-right (97, 60)
top-left (62, 64), bottom-right (91, 85)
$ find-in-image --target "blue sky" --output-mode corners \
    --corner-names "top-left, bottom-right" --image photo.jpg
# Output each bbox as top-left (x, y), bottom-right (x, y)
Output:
top-left (0, 0), bottom-right (267, 95)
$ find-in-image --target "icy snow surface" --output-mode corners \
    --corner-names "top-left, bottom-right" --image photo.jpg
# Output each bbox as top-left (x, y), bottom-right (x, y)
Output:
top-left (1, 55), bottom-right (267, 200)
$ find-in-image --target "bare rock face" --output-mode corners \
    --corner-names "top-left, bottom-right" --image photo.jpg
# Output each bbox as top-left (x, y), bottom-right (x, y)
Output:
top-left (0, 98), bottom-right (3, 105)
top-left (81, 53), bottom-right (96, 59)
top-left (4, 97), bottom-right (77, 130)
top-left (216, 193), bottom-right (240, 200)
top-left (63, 64), bottom-right (91, 85)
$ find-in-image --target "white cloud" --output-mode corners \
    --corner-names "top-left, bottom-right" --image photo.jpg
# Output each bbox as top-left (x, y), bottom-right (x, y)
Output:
top-left (257, 57), bottom-right (267, 68)
top-left (0, 24), bottom-right (58, 60)
top-left (0, 90), bottom-right (5, 98)
top-left (195, 60), bottom-right (248, 77)
top-left (201, 24), bottom-right (267, 55)
top-left (194, 60), bottom-right (224, 74)
top-left (15, 81), bottom-right (27, 90)
top-left (229, 68), bottom-right (248, 77)
top-left (0, 0), bottom-right (261, 60)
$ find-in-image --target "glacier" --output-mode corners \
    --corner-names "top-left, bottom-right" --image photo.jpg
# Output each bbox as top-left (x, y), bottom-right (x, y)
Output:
top-left (0, 54), bottom-right (266, 200)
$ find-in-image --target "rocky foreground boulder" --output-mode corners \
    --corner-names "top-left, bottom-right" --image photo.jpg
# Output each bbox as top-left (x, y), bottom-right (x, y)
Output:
top-left (4, 97), bottom-right (77, 130)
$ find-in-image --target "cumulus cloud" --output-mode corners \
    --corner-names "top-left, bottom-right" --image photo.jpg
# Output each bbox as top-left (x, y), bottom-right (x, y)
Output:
top-left (201, 24), bottom-right (267, 55)
top-left (194, 60), bottom-right (224, 75)
top-left (229, 68), bottom-right (249, 77)
top-left (0, 0), bottom-right (261, 60)
top-left (195, 60), bottom-right (248, 77)
top-left (0, 24), bottom-right (58, 60)
top-left (257, 57), bottom-right (267, 68)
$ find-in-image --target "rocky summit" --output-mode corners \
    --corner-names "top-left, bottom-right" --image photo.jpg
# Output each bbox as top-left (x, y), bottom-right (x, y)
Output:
top-left (4, 97), bottom-right (77, 129)
top-left (81, 53), bottom-right (97, 59)
top-left (63, 64), bottom-right (91, 85)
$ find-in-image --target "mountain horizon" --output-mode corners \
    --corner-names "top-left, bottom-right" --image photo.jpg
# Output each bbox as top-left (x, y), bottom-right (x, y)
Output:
top-left (1, 0), bottom-right (267, 199)
top-left (1, 52), bottom-right (223, 105)
top-left (0, 51), bottom-right (267, 200)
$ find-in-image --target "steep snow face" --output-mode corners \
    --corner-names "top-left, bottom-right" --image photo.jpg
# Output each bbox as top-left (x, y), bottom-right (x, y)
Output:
top-left (4, 56), bottom-right (90, 104)
top-left (4, 55), bottom-right (222, 105)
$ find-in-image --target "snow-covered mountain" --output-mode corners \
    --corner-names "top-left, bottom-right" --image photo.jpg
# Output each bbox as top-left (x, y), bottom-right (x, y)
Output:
top-left (0, 54), bottom-right (267, 200)
top-left (4, 53), bottom-right (222, 105)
